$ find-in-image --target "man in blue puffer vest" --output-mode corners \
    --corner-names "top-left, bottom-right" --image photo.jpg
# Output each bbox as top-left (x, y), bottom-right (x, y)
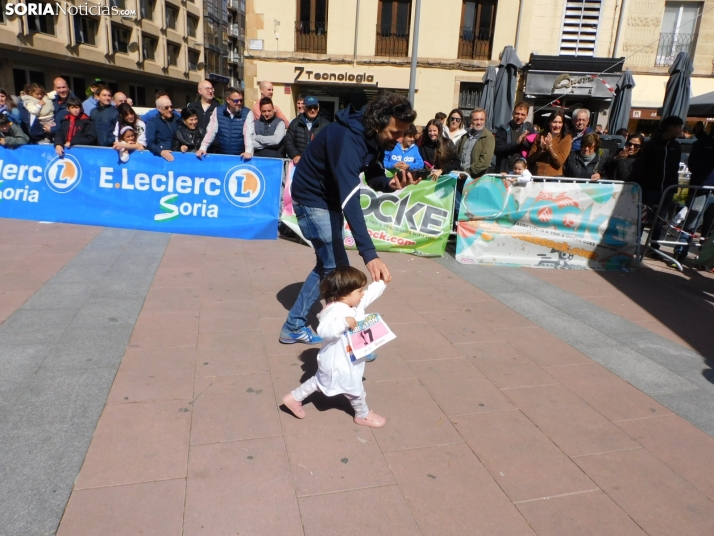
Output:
top-left (196, 87), bottom-right (251, 159)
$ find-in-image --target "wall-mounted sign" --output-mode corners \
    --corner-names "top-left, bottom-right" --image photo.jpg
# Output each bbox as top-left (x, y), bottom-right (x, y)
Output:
top-left (249, 39), bottom-right (264, 50)
top-left (526, 71), bottom-right (621, 99)
top-left (293, 66), bottom-right (376, 85)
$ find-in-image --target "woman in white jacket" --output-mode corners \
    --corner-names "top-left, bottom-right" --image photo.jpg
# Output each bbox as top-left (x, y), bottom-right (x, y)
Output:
top-left (282, 267), bottom-right (387, 428)
top-left (445, 108), bottom-right (467, 144)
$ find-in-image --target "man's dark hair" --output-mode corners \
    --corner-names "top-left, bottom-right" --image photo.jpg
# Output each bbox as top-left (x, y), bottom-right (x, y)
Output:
top-left (659, 115), bottom-right (684, 131)
top-left (0, 114), bottom-right (10, 126)
top-left (362, 93), bottom-right (417, 136)
top-left (95, 85), bottom-right (109, 97)
top-left (320, 266), bottom-right (368, 303)
top-left (259, 97), bottom-right (273, 108)
top-left (226, 87), bottom-right (243, 97)
top-left (435, 112), bottom-right (447, 122)
top-left (298, 93), bottom-right (307, 100)
top-left (66, 96), bottom-right (82, 108)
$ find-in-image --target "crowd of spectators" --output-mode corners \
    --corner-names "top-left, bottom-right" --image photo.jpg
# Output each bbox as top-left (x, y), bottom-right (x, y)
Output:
top-left (1, 76), bottom-right (713, 261)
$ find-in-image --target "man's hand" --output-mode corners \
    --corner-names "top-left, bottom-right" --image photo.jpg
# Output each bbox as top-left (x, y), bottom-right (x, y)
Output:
top-left (366, 258), bottom-right (392, 284)
top-left (181, 145), bottom-right (188, 153)
top-left (345, 316), bottom-right (357, 330)
top-left (0, 138), bottom-right (5, 146)
top-left (293, 155), bottom-right (301, 164)
top-left (389, 169), bottom-right (419, 191)
top-left (55, 145), bottom-right (64, 157)
top-left (241, 152), bottom-right (253, 161)
top-left (195, 148), bottom-right (206, 159)
top-left (590, 172), bottom-right (601, 181)
top-left (160, 150), bottom-right (174, 162)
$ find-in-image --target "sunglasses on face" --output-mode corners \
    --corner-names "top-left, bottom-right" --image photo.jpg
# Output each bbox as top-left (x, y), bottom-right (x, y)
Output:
top-left (306, 106), bottom-right (318, 111)
top-left (449, 117), bottom-right (461, 122)
top-left (625, 142), bottom-right (641, 148)
top-left (159, 105), bottom-right (173, 110)
top-left (229, 98), bottom-right (243, 104)
top-left (388, 102), bottom-right (411, 115)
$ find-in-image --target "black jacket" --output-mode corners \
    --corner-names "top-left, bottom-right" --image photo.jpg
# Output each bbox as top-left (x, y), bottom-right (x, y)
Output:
top-left (632, 132), bottom-right (681, 193)
top-left (172, 124), bottom-right (205, 153)
top-left (564, 151), bottom-right (607, 179)
top-left (494, 120), bottom-right (534, 172)
top-left (419, 140), bottom-right (461, 174)
top-left (186, 98), bottom-right (220, 130)
top-left (284, 114), bottom-right (331, 158)
top-left (53, 113), bottom-right (96, 147)
top-left (601, 155), bottom-right (638, 183)
top-left (688, 133), bottom-right (714, 187)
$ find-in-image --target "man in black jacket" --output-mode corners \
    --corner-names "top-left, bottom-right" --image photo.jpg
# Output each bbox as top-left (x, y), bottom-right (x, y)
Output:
top-left (493, 101), bottom-right (534, 173)
top-left (186, 80), bottom-right (220, 130)
top-left (284, 96), bottom-right (330, 164)
top-left (633, 115), bottom-right (683, 247)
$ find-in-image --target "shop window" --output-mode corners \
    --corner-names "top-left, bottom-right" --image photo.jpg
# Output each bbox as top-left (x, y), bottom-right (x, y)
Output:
top-left (559, 0), bottom-right (602, 56)
top-left (142, 35), bottom-right (158, 61)
top-left (188, 50), bottom-right (200, 71)
top-left (26, 1), bottom-right (55, 35)
top-left (187, 15), bottom-right (198, 37)
top-left (376, 0), bottom-right (411, 57)
top-left (458, 1), bottom-right (496, 60)
top-left (295, 0), bottom-right (328, 54)
top-left (459, 82), bottom-right (483, 111)
top-left (112, 25), bottom-right (131, 54)
top-left (74, 16), bottom-right (97, 46)
top-left (129, 85), bottom-right (146, 107)
top-left (167, 42), bottom-right (181, 66)
top-left (656, 2), bottom-right (701, 66)
top-left (166, 4), bottom-right (179, 30)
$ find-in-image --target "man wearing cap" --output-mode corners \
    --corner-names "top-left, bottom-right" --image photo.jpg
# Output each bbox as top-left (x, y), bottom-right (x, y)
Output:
top-left (82, 79), bottom-right (104, 116)
top-left (284, 96), bottom-right (330, 164)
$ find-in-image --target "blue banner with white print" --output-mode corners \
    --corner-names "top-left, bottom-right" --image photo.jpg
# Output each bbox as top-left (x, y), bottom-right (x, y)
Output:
top-left (0, 146), bottom-right (284, 239)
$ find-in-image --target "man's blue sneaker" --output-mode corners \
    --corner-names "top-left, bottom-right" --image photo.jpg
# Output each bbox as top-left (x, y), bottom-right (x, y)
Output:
top-left (279, 327), bottom-right (323, 345)
top-left (364, 352), bottom-right (378, 362)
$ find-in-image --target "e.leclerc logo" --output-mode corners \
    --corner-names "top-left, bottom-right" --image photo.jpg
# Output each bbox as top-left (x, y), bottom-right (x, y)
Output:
top-left (224, 165), bottom-right (265, 208)
top-left (44, 155), bottom-right (82, 194)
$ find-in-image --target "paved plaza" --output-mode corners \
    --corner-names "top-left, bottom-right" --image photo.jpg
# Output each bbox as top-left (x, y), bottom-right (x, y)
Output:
top-left (1, 218), bottom-right (714, 535)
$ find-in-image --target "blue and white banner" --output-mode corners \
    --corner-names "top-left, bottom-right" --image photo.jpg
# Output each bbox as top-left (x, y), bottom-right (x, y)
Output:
top-left (0, 146), bottom-right (284, 239)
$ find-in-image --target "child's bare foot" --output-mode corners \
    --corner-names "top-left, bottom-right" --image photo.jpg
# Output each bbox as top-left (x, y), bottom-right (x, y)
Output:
top-left (282, 393), bottom-right (306, 419)
top-left (354, 410), bottom-right (386, 428)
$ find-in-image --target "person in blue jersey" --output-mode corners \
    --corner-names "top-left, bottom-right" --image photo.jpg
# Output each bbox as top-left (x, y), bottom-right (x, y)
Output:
top-left (279, 93), bottom-right (420, 345)
top-left (383, 124), bottom-right (424, 172)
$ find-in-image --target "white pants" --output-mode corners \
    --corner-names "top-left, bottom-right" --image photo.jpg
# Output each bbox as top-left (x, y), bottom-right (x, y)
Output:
top-left (292, 376), bottom-right (369, 418)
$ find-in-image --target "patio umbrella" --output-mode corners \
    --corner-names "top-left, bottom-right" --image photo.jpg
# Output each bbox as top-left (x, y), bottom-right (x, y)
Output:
top-left (606, 69), bottom-right (636, 134)
top-left (688, 90), bottom-right (714, 118)
top-left (492, 46), bottom-right (523, 131)
top-left (478, 66), bottom-right (497, 131)
top-left (660, 51), bottom-right (694, 122)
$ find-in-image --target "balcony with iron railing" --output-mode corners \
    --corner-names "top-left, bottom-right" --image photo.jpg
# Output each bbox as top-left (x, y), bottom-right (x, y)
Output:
top-left (295, 21), bottom-right (327, 54)
top-left (655, 32), bottom-right (697, 66)
top-left (458, 26), bottom-right (494, 60)
top-left (228, 50), bottom-right (243, 64)
top-left (375, 24), bottom-right (409, 57)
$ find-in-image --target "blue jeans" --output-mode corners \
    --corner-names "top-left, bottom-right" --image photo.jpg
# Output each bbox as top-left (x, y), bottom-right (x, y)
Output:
top-left (283, 203), bottom-right (350, 333)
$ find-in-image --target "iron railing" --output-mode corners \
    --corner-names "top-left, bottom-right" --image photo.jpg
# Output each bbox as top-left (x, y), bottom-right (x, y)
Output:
top-left (655, 32), bottom-right (697, 67)
top-left (295, 21), bottom-right (327, 54)
top-left (458, 26), bottom-right (493, 60)
top-left (375, 24), bottom-right (409, 57)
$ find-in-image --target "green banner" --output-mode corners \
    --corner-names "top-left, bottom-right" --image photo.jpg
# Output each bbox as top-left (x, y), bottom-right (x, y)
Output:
top-left (281, 163), bottom-right (455, 257)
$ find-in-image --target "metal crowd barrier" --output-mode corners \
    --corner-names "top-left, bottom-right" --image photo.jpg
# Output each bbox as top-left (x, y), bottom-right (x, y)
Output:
top-left (638, 184), bottom-right (714, 272)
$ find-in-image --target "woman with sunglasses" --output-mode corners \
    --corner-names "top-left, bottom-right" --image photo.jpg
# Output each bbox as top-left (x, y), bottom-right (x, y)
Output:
top-left (527, 109), bottom-right (572, 176)
top-left (419, 119), bottom-right (461, 179)
top-left (112, 103), bottom-right (146, 151)
top-left (445, 109), bottom-right (466, 143)
top-left (601, 133), bottom-right (644, 182)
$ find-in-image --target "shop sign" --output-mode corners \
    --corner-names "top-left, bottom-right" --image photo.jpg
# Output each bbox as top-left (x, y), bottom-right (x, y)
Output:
top-left (294, 66), bottom-right (376, 85)
top-left (630, 108), bottom-right (660, 119)
top-left (525, 71), bottom-right (620, 99)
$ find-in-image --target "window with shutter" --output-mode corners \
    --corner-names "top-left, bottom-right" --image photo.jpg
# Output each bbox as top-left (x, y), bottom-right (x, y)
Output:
top-left (559, 0), bottom-right (602, 56)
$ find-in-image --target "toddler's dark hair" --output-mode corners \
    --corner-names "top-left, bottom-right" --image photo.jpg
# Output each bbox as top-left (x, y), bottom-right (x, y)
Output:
top-left (321, 266), bottom-right (368, 303)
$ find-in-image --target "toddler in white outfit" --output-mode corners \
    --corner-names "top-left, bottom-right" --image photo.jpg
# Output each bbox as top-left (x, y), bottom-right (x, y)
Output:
top-left (282, 266), bottom-right (387, 428)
